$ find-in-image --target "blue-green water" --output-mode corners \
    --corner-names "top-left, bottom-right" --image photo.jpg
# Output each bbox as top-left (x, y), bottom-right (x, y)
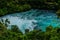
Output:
top-left (0, 9), bottom-right (60, 33)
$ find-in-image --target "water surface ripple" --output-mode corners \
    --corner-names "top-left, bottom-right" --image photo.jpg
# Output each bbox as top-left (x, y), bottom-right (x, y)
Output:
top-left (0, 9), bottom-right (60, 33)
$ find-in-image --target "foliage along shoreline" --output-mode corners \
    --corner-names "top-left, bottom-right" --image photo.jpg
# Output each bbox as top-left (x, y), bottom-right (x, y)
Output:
top-left (0, 0), bottom-right (60, 40)
top-left (0, 19), bottom-right (60, 40)
top-left (0, 0), bottom-right (60, 17)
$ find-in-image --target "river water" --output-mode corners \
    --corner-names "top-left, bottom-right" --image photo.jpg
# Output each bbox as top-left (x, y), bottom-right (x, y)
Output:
top-left (0, 9), bottom-right (60, 33)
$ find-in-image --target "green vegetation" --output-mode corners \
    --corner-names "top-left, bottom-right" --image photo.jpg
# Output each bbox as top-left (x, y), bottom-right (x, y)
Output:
top-left (56, 10), bottom-right (60, 18)
top-left (0, 19), bottom-right (60, 40)
top-left (0, 0), bottom-right (60, 16)
top-left (0, 0), bottom-right (60, 40)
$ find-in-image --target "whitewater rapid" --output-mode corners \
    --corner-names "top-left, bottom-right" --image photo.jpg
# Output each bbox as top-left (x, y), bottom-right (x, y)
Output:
top-left (0, 9), bottom-right (60, 33)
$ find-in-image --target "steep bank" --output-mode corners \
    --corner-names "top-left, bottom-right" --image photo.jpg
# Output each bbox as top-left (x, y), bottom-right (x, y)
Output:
top-left (0, 0), bottom-right (59, 16)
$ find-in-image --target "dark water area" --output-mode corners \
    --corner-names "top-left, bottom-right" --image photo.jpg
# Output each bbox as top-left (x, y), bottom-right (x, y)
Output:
top-left (0, 9), bottom-right (60, 33)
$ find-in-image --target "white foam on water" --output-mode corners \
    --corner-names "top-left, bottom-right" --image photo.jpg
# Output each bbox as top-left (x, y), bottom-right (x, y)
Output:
top-left (0, 9), bottom-right (60, 33)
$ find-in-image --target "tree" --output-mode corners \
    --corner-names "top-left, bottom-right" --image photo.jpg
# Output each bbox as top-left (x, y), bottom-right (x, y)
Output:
top-left (56, 10), bottom-right (60, 18)
top-left (25, 29), bottom-right (29, 34)
top-left (11, 25), bottom-right (22, 33)
top-left (46, 25), bottom-right (53, 32)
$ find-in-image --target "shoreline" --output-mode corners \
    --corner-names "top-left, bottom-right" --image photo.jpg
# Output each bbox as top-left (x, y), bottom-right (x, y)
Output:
top-left (0, 9), bottom-right (56, 17)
